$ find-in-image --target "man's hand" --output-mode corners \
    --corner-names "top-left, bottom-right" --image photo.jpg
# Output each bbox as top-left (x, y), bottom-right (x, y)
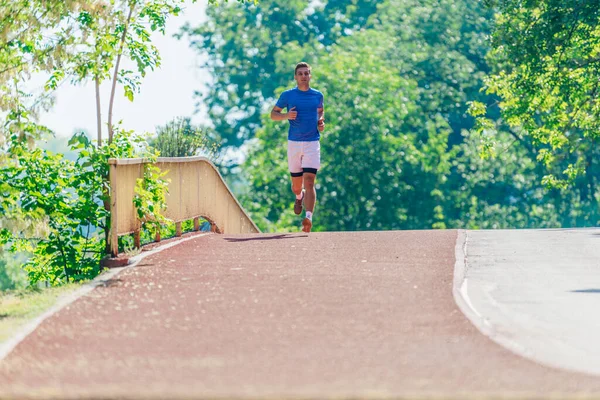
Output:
top-left (317, 118), bottom-right (325, 132)
top-left (287, 106), bottom-right (297, 120)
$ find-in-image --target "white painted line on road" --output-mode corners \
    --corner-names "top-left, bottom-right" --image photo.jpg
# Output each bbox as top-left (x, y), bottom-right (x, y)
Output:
top-left (0, 233), bottom-right (211, 361)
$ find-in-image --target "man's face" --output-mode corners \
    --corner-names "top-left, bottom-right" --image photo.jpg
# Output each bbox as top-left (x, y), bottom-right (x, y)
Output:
top-left (295, 67), bottom-right (311, 85)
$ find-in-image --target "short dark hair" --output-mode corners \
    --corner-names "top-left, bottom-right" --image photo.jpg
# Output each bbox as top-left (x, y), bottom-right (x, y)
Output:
top-left (295, 62), bottom-right (311, 75)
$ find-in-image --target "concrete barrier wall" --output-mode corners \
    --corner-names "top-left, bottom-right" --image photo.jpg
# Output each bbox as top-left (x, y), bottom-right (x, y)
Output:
top-left (108, 156), bottom-right (260, 256)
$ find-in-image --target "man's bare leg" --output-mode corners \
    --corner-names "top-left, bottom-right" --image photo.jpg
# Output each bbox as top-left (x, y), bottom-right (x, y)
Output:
top-left (291, 175), bottom-right (304, 215)
top-left (302, 173), bottom-right (316, 232)
top-left (291, 175), bottom-right (303, 196)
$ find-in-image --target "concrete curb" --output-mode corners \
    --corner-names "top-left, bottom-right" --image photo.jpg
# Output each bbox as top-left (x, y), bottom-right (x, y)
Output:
top-left (452, 230), bottom-right (487, 328)
top-left (0, 233), bottom-right (211, 362)
top-left (452, 229), bottom-right (532, 362)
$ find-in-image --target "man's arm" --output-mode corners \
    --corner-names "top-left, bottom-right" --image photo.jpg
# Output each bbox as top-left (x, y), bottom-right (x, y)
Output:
top-left (271, 105), bottom-right (296, 121)
top-left (317, 107), bottom-right (325, 132)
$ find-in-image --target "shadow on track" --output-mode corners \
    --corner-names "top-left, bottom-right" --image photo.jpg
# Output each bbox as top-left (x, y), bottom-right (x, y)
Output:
top-left (224, 234), bottom-right (308, 242)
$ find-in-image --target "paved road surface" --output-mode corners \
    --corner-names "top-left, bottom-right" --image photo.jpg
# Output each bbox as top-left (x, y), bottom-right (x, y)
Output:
top-left (1, 230), bottom-right (600, 399)
top-left (462, 228), bottom-right (600, 376)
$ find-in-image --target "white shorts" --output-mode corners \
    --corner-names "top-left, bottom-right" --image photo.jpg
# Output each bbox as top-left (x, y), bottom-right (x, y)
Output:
top-left (287, 140), bottom-right (321, 176)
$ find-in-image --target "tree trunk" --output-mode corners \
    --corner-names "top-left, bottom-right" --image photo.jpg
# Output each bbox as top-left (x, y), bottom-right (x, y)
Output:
top-left (95, 75), bottom-right (102, 146)
top-left (108, 1), bottom-right (135, 143)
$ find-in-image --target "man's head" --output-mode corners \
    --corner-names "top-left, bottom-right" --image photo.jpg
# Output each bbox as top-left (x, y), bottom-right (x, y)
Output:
top-left (294, 62), bottom-right (311, 88)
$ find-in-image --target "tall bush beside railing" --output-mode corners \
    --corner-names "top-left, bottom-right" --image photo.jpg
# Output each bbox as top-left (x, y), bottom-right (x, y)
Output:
top-left (0, 130), bottom-right (141, 287)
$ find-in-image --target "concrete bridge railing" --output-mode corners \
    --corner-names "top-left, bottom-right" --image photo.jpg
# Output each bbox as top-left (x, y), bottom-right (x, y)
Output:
top-left (108, 156), bottom-right (260, 256)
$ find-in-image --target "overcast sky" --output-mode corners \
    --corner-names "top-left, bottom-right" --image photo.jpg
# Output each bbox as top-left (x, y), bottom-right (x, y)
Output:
top-left (38, 1), bottom-right (210, 139)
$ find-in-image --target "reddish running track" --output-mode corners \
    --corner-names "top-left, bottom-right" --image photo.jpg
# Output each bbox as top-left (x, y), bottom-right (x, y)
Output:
top-left (1, 230), bottom-right (600, 399)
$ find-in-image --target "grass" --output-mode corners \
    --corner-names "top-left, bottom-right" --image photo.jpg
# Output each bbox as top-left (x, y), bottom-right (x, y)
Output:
top-left (0, 283), bottom-right (83, 344)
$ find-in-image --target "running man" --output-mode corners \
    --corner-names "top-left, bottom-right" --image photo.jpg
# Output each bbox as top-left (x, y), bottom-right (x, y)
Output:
top-left (270, 62), bottom-right (325, 233)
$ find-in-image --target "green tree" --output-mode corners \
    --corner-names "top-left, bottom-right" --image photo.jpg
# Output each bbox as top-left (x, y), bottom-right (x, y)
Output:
top-left (1, 0), bottom-right (256, 148)
top-left (373, 0), bottom-right (495, 146)
top-left (447, 128), bottom-right (563, 229)
top-left (0, 0), bottom-right (97, 150)
top-left (149, 117), bottom-right (216, 157)
top-left (473, 0), bottom-right (600, 225)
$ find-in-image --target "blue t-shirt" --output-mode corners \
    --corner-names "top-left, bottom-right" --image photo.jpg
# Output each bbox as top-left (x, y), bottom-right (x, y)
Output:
top-left (275, 87), bottom-right (324, 142)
